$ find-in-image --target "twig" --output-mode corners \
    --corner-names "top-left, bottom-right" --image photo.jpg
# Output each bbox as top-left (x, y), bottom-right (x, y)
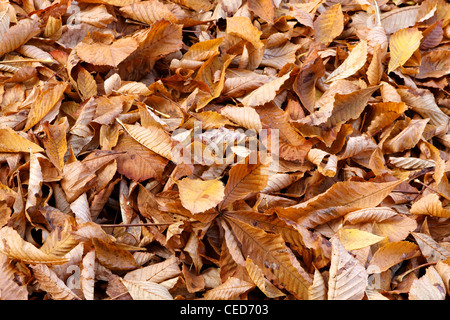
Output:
top-left (1, 58), bottom-right (55, 64)
top-left (99, 223), bottom-right (173, 228)
top-left (394, 261), bottom-right (438, 283)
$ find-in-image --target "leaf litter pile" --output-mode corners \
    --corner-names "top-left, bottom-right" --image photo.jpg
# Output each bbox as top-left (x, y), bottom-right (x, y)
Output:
top-left (0, 0), bottom-right (450, 301)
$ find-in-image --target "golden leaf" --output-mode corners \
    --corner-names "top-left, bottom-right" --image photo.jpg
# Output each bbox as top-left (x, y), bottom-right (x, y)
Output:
top-left (245, 257), bottom-right (285, 298)
top-left (178, 178), bottom-right (225, 214)
top-left (42, 118), bottom-right (68, 172)
top-left (226, 16), bottom-right (264, 50)
top-left (388, 27), bottom-right (423, 74)
top-left (410, 193), bottom-right (450, 218)
top-left (24, 82), bottom-right (68, 131)
top-left (247, 0), bottom-right (274, 24)
top-left (76, 67), bottom-right (97, 101)
top-left (39, 221), bottom-right (78, 257)
top-left (313, 3), bottom-right (344, 45)
top-left (367, 241), bottom-right (420, 273)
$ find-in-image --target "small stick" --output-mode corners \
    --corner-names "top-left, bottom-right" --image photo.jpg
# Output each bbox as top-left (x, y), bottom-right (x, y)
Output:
top-left (1, 58), bottom-right (55, 64)
top-left (99, 223), bottom-right (173, 228)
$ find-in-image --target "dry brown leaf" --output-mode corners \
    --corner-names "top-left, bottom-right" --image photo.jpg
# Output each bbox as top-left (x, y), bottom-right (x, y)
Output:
top-left (245, 257), bottom-right (285, 298)
top-left (241, 71), bottom-right (291, 108)
top-left (224, 215), bottom-right (312, 299)
top-left (76, 33), bottom-right (139, 67)
top-left (119, 0), bottom-right (178, 25)
top-left (219, 152), bottom-right (270, 210)
top-left (410, 193), bottom-right (450, 218)
top-left (326, 40), bottom-right (368, 83)
top-left (0, 16), bottom-right (40, 58)
top-left (120, 278), bottom-right (173, 300)
top-left (0, 227), bottom-right (70, 265)
top-left (328, 237), bottom-right (367, 300)
top-left (203, 276), bottom-right (254, 300)
top-left (24, 82), bottom-right (68, 131)
top-left (409, 266), bottom-right (446, 300)
top-left (30, 263), bottom-right (81, 300)
top-left (274, 179), bottom-right (404, 228)
top-left (411, 232), bottom-right (450, 263)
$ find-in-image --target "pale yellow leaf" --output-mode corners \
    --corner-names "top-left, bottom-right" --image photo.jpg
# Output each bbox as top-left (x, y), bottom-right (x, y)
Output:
top-left (338, 228), bottom-right (386, 251)
top-left (344, 207), bottom-right (398, 224)
top-left (81, 249), bottom-right (95, 300)
top-left (124, 256), bottom-right (180, 282)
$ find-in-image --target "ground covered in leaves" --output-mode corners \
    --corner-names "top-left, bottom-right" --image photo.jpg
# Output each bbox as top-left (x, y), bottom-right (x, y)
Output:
top-left (0, 0), bottom-right (450, 300)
